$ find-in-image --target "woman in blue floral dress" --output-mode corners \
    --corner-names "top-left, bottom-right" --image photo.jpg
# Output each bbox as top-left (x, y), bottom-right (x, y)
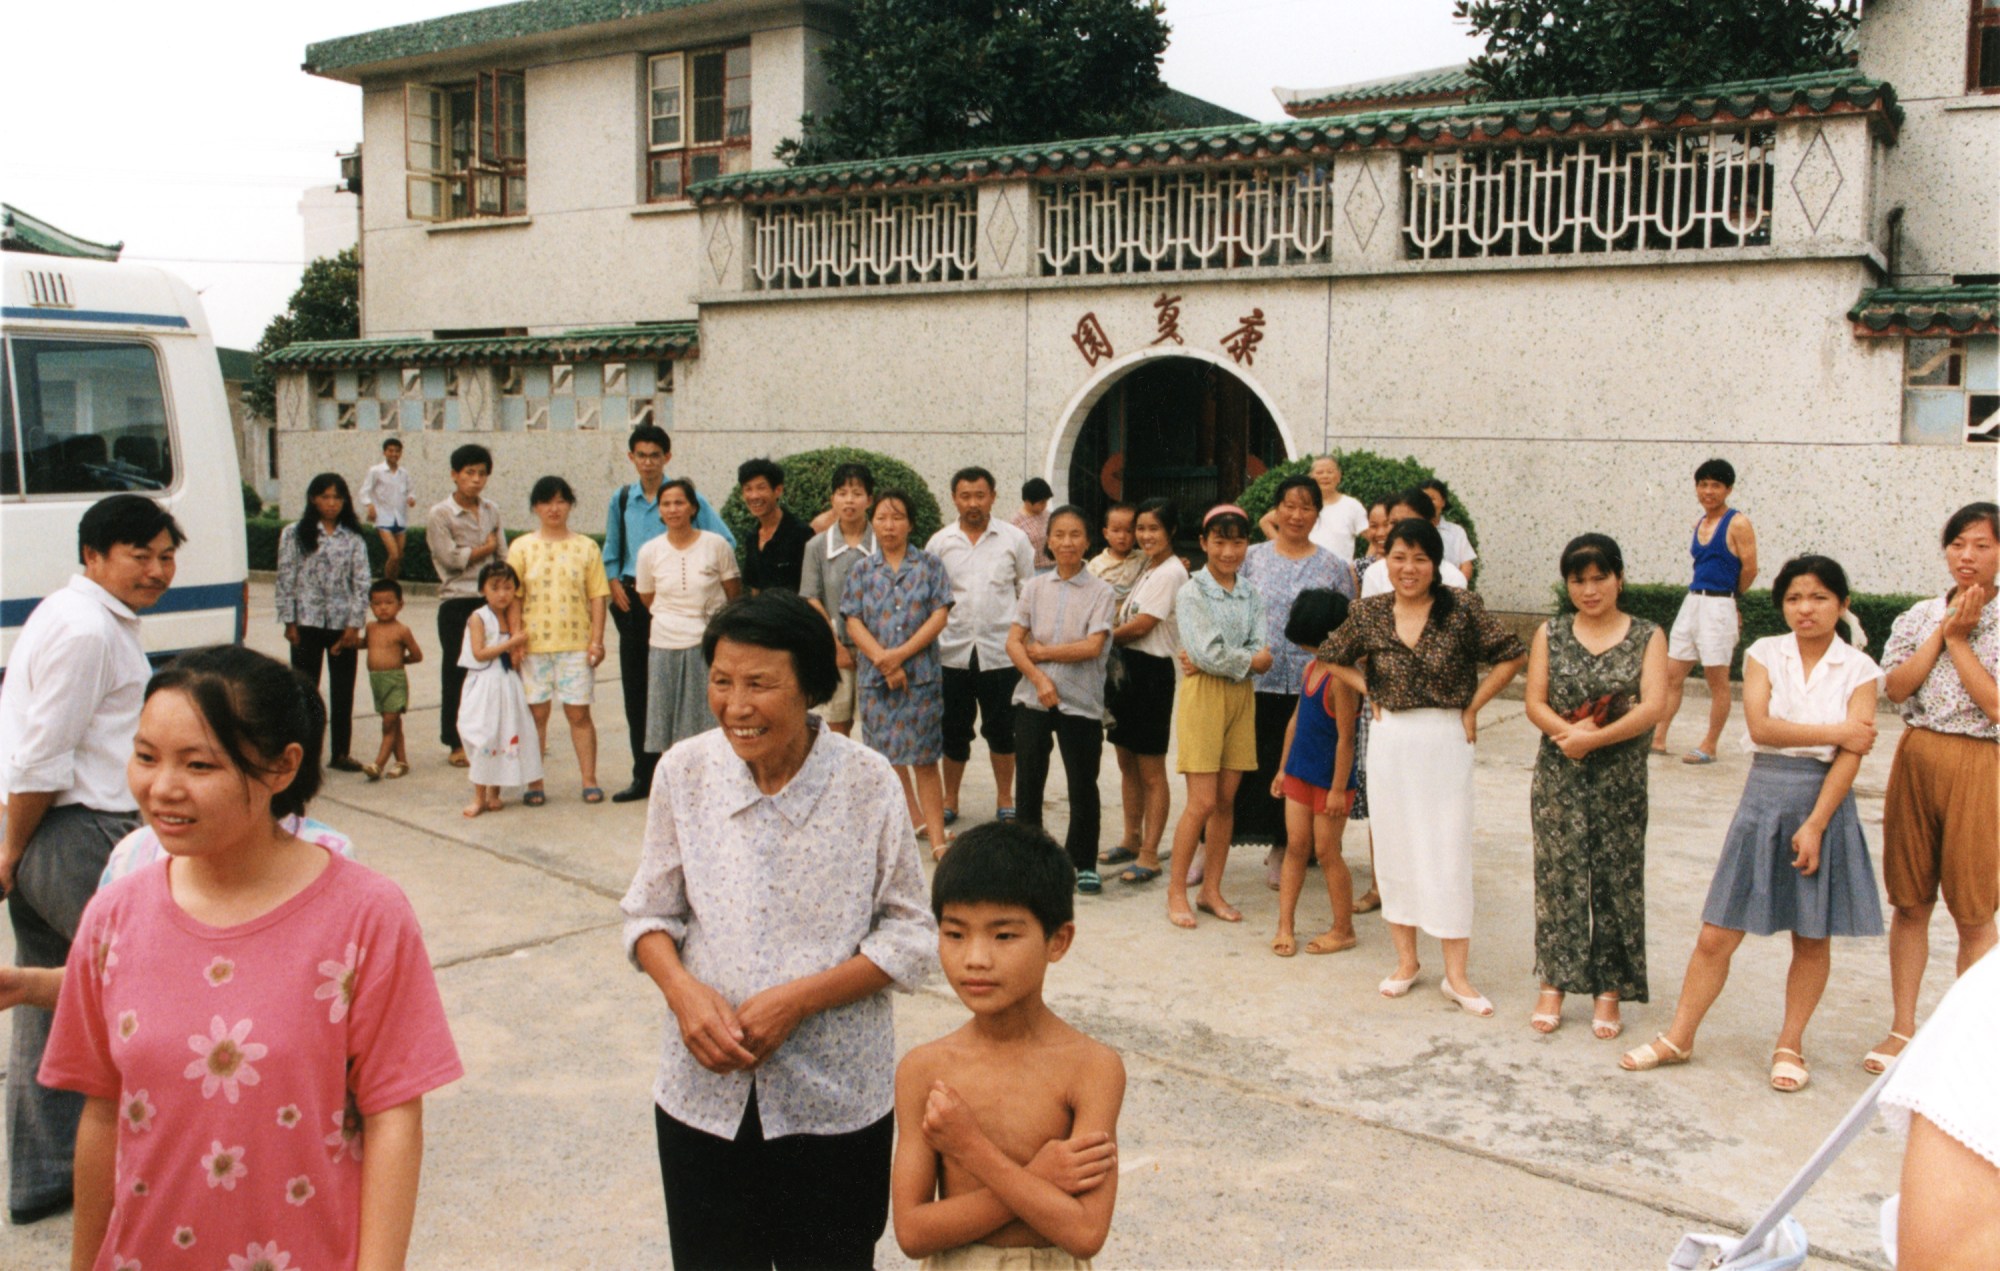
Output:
top-left (840, 489), bottom-right (955, 852)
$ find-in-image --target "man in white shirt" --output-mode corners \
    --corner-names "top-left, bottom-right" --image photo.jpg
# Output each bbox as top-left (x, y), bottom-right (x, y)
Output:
top-left (0, 494), bottom-right (181, 1224)
top-left (1260, 455), bottom-right (1369, 562)
top-left (1421, 478), bottom-right (1477, 583)
top-left (357, 436), bottom-right (416, 581)
top-left (1360, 490), bottom-right (1469, 597)
top-left (926, 467), bottom-right (1036, 822)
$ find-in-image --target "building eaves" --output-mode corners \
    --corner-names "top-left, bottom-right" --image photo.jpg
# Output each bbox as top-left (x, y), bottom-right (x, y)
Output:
top-left (1, 203), bottom-right (123, 261)
top-left (303, 0), bottom-right (729, 79)
top-left (1848, 284), bottom-right (1999, 337)
top-left (690, 69), bottom-right (1900, 205)
top-left (1275, 65), bottom-right (1476, 117)
top-left (265, 323), bottom-right (700, 370)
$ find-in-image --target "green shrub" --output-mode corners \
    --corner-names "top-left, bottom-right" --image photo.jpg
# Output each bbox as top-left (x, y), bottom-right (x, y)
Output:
top-left (241, 482), bottom-right (263, 517)
top-left (1549, 582), bottom-right (1929, 679)
top-left (1237, 449), bottom-right (1477, 560)
top-left (718, 446), bottom-right (945, 556)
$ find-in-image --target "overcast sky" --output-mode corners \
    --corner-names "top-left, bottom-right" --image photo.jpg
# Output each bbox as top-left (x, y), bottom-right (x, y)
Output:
top-left (0, 1), bottom-right (1479, 349)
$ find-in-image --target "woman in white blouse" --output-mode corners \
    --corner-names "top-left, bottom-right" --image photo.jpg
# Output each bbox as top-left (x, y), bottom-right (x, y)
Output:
top-left (635, 478), bottom-right (740, 752)
top-left (1623, 556), bottom-right (1883, 1093)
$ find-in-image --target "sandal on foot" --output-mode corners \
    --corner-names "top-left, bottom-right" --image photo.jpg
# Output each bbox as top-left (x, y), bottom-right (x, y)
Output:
top-left (1099, 846), bottom-right (1138, 867)
top-left (1591, 994), bottom-right (1624, 1041)
top-left (1530, 988), bottom-right (1564, 1034)
top-left (1441, 981), bottom-right (1495, 1017)
top-left (581, 786), bottom-right (605, 804)
top-left (361, 763), bottom-right (382, 781)
top-left (1118, 864), bottom-right (1162, 884)
top-left (1378, 967), bottom-right (1421, 998)
top-left (1271, 933), bottom-right (1297, 958)
top-left (1681, 748), bottom-right (1716, 765)
top-left (1075, 869), bottom-right (1102, 895)
top-left (1862, 1032), bottom-right (1914, 1075)
top-left (930, 833), bottom-right (956, 861)
top-left (385, 761), bottom-right (410, 779)
top-left (995, 806), bottom-right (1016, 823)
top-left (1352, 889), bottom-right (1381, 914)
top-left (523, 790), bottom-right (548, 807)
top-left (1621, 1034), bottom-right (1691, 1071)
top-left (1771, 1048), bottom-right (1810, 1093)
top-left (1305, 930), bottom-right (1356, 955)
top-left (942, 807), bottom-right (959, 827)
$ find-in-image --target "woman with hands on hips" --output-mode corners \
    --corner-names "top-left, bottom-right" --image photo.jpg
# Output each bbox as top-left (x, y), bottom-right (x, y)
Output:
top-left (621, 590), bottom-right (936, 1271)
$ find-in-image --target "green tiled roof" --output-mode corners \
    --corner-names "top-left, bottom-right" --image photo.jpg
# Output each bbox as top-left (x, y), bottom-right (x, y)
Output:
top-left (216, 347), bottom-right (259, 381)
top-left (1848, 285), bottom-right (1999, 337)
top-left (304, 0), bottom-right (727, 77)
top-left (2, 203), bottom-right (122, 260)
top-left (1154, 87), bottom-right (1255, 130)
top-left (691, 69), bottom-right (1899, 204)
top-left (1279, 65), bottom-right (1477, 116)
top-left (266, 323), bottom-right (699, 370)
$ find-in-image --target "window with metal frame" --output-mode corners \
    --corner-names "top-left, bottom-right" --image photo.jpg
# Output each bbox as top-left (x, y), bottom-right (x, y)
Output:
top-left (647, 46), bottom-right (751, 201)
top-left (3, 337), bottom-right (175, 495)
top-left (1973, 0), bottom-right (2000, 92)
top-left (1903, 335), bottom-right (2000, 444)
top-left (406, 70), bottom-right (528, 221)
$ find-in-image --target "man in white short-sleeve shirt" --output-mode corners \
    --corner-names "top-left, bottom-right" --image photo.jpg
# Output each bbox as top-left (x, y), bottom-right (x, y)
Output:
top-left (1259, 456), bottom-right (1369, 562)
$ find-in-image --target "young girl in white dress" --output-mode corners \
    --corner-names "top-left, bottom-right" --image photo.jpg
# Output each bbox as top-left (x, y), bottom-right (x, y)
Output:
top-left (459, 561), bottom-right (542, 817)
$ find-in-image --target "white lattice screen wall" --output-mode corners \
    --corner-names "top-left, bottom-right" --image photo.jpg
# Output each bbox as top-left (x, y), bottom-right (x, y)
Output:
top-left (749, 192), bottom-right (978, 290)
top-left (1403, 127), bottom-right (1775, 260)
top-left (1036, 166), bottom-right (1338, 276)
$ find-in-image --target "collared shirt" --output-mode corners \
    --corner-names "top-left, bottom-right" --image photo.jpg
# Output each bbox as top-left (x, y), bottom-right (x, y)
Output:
top-left (275, 522), bottom-right (371, 630)
top-left (1120, 557), bottom-right (1188, 658)
top-left (742, 510), bottom-right (814, 594)
top-left (840, 548), bottom-right (955, 689)
top-left (426, 496), bottom-right (508, 600)
top-left (0, 575), bottom-right (150, 812)
top-left (927, 520), bottom-right (1035, 670)
top-left (1740, 633), bottom-right (1883, 761)
top-left (1882, 591), bottom-right (2000, 741)
top-left (1241, 541), bottom-right (1354, 694)
top-left (1360, 557), bottom-right (1467, 599)
top-left (1310, 495), bottom-right (1370, 561)
top-left (1010, 569), bottom-right (1117, 720)
top-left (601, 480), bottom-right (735, 581)
top-left (620, 724), bottom-right (936, 1139)
top-left (1175, 568), bottom-right (1267, 682)
top-left (357, 462), bottom-right (413, 528)
top-left (1317, 591), bottom-right (1525, 712)
top-left (1438, 520), bottom-right (1477, 568)
top-left (800, 525), bottom-right (875, 647)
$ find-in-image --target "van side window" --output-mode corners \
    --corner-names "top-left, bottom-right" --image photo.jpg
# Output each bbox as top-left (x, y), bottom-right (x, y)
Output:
top-left (2, 338), bottom-right (174, 495)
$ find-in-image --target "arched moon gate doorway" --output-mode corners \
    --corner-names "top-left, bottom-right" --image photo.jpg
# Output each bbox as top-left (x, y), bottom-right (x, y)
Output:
top-left (1059, 355), bottom-right (1288, 543)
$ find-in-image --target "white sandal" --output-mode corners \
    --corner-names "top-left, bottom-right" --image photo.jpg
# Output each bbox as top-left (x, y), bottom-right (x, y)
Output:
top-left (1620, 1034), bottom-right (1691, 1071)
top-left (1862, 1032), bottom-right (1913, 1075)
top-left (1530, 988), bottom-right (1563, 1034)
top-left (1378, 967), bottom-right (1421, 998)
top-left (1440, 980), bottom-right (1494, 1017)
top-left (1591, 993), bottom-right (1623, 1041)
top-left (1771, 1048), bottom-right (1810, 1093)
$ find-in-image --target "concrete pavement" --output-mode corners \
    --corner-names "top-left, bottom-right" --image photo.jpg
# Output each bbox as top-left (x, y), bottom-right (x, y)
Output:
top-left (2, 583), bottom-right (1953, 1269)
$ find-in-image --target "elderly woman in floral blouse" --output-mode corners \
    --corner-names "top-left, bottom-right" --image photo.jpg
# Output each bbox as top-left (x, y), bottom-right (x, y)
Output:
top-left (621, 591), bottom-right (936, 1270)
top-left (1317, 518), bottom-right (1526, 1017)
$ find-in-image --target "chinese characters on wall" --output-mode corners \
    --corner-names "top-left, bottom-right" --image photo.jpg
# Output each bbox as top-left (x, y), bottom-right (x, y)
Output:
top-left (1073, 296), bottom-right (1268, 368)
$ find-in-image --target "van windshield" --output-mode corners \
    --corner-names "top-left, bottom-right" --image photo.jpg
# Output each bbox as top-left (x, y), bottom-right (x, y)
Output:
top-left (2, 337), bottom-right (174, 496)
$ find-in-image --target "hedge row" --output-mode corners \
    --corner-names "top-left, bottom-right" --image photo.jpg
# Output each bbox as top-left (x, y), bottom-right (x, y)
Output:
top-left (1237, 450), bottom-right (1477, 560)
top-left (246, 513), bottom-right (588, 586)
top-left (1549, 581), bottom-right (1930, 679)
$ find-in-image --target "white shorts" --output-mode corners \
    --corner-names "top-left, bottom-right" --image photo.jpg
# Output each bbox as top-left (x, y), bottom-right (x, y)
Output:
top-left (1668, 592), bottom-right (1739, 666)
top-left (521, 650), bottom-right (595, 706)
top-left (815, 662), bottom-right (859, 725)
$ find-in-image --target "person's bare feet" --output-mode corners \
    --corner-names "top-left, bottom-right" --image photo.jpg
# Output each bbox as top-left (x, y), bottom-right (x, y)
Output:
top-left (486, 794), bottom-right (504, 813)
top-left (1195, 894), bottom-right (1241, 923)
top-left (462, 800), bottom-right (486, 819)
top-left (1167, 895), bottom-right (1198, 929)
top-left (1305, 929), bottom-right (1356, 955)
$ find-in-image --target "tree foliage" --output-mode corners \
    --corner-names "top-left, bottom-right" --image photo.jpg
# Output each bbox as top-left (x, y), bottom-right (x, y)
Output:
top-left (717, 446), bottom-right (946, 557)
top-left (1454, 0), bottom-right (1858, 102)
top-left (778, 0), bottom-right (1172, 167)
top-left (246, 247), bottom-right (360, 421)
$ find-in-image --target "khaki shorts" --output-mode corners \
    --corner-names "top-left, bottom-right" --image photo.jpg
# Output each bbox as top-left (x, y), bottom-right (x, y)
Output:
top-left (816, 662), bottom-right (859, 725)
top-left (1668, 592), bottom-right (1739, 666)
top-left (1883, 726), bottom-right (1999, 925)
top-left (522, 650), bottom-right (595, 707)
top-left (922, 1243), bottom-right (1091, 1271)
top-left (1174, 672), bottom-right (1258, 774)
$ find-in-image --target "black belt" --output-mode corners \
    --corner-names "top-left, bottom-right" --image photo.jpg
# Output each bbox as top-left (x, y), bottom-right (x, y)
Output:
top-left (1689, 588), bottom-right (1734, 598)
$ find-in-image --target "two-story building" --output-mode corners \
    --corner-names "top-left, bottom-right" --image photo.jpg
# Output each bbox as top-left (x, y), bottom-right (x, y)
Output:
top-left (271, 0), bottom-right (1998, 615)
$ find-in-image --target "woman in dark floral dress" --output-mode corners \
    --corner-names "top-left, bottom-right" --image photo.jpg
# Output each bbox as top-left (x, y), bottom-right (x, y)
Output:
top-left (1523, 534), bottom-right (1667, 1040)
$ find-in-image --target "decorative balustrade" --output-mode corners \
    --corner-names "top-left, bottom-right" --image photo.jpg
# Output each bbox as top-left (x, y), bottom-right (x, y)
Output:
top-left (1036, 166), bottom-right (1338, 277)
top-left (749, 191), bottom-right (978, 290)
top-left (1403, 127), bottom-right (1775, 261)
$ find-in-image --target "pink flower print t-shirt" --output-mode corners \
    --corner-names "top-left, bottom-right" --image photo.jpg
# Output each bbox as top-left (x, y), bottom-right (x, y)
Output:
top-left (41, 848), bottom-right (463, 1270)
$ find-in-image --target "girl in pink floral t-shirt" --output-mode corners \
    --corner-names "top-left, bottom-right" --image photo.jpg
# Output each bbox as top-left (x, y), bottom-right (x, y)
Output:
top-left (42, 646), bottom-right (462, 1270)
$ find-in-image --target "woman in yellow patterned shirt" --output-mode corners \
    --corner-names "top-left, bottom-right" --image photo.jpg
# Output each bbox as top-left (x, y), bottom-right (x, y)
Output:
top-left (511, 476), bottom-right (613, 804)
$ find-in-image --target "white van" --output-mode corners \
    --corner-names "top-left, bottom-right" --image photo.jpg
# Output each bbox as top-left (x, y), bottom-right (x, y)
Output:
top-left (2, 253), bottom-right (248, 671)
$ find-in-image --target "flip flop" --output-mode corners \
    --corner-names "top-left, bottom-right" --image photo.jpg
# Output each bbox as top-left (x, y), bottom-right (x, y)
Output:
top-left (1099, 846), bottom-right (1139, 867)
top-left (1118, 864), bottom-right (1162, 884)
top-left (523, 790), bottom-right (548, 807)
top-left (1075, 869), bottom-right (1102, 895)
top-left (995, 806), bottom-right (1016, 823)
top-left (942, 808), bottom-right (959, 827)
top-left (581, 787), bottom-right (605, 804)
top-left (1681, 749), bottom-right (1716, 765)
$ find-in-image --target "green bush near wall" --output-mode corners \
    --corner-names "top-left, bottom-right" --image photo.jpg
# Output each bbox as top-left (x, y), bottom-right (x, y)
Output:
top-left (247, 517), bottom-right (602, 590)
top-left (1236, 450), bottom-right (1478, 561)
top-left (1549, 581), bottom-right (1930, 679)
top-left (717, 446), bottom-right (946, 556)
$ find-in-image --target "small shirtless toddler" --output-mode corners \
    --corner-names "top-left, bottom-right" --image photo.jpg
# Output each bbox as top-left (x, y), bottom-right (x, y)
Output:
top-left (893, 822), bottom-right (1126, 1269)
top-left (364, 578), bottom-right (424, 779)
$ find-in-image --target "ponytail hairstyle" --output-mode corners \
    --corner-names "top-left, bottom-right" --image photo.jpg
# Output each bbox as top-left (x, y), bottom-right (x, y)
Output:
top-left (1770, 554), bottom-right (1864, 648)
top-left (145, 646), bottom-right (325, 821)
top-left (294, 472), bottom-right (363, 556)
top-left (1383, 517), bottom-right (1455, 619)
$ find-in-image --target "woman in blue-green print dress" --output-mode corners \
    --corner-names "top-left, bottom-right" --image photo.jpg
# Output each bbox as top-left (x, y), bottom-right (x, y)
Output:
top-left (840, 488), bottom-right (955, 853)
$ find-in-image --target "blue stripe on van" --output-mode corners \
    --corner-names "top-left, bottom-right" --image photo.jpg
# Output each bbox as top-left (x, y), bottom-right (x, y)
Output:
top-left (2, 307), bottom-right (191, 329)
top-left (1, 580), bottom-right (243, 627)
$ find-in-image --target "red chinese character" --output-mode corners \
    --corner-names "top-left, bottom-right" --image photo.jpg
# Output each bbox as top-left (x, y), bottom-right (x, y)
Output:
top-left (1220, 308), bottom-right (1266, 366)
top-left (1152, 293), bottom-right (1184, 346)
top-left (1072, 312), bottom-right (1115, 366)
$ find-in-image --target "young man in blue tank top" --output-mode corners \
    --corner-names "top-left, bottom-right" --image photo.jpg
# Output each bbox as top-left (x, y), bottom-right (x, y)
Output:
top-left (1652, 458), bottom-right (1759, 763)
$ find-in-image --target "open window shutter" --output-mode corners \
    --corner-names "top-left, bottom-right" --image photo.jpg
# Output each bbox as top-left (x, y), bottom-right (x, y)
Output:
top-left (496, 71), bottom-right (526, 162)
top-left (404, 85), bottom-right (446, 221)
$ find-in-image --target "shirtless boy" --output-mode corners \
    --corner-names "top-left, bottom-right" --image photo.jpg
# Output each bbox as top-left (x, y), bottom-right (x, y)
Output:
top-left (1652, 458), bottom-right (1759, 764)
top-left (363, 578), bottom-right (424, 779)
top-left (893, 823), bottom-right (1125, 1269)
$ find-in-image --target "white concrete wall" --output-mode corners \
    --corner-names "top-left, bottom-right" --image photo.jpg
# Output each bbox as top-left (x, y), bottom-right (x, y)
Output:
top-left (298, 185), bottom-right (359, 263)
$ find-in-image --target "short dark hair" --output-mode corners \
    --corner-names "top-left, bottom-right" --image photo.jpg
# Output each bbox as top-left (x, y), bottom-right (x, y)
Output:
top-left (478, 560), bottom-right (520, 591)
top-left (1419, 477), bottom-right (1451, 505)
top-left (369, 578), bottom-right (403, 601)
top-left (737, 457), bottom-right (784, 490)
top-left (701, 591), bottom-right (839, 708)
top-left (628, 424), bottom-right (672, 455)
top-left (1694, 458), bottom-right (1735, 488)
top-left (1942, 501), bottom-right (1999, 548)
top-left (1021, 477), bottom-right (1053, 504)
top-left (872, 488), bottom-right (917, 525)
top-left (382, 437), bottom-right (403, 451)
top-left (77, 494), bottom-right (185, 564)
top-left (1771, 554), bottom-right (1857, 644)
top-left (1284, 587), bottom-right (1349, 648)
top-left (1391, 487), bottom-right (1438, 523)
top-left (931, 821), bottom-right (1074, 937)
top-left (1366, 493), bottom-right (1395, 516)
top-left (1384, 517), bottom-right (1455, 618)
top-left (1559, 532), bottom-right (1625, 581)
top-left (450, 443), bottom-right (493, 474)
top-left (950, 466), bottom-right (996, 495)
top-left (1201, 507), bottom-right (1251, 541)
top-left (1046, 504), bottom-right (1090, 537)
top-left (529, 475), bottom-right (577, 507)
top-left (146, 646), bottom-right (325, 821)
top-left (659, 476), bottom-right (699, 510)
top-left (1274, 474), bottom-right (1324, 512)
top-left (1102, 501), bottom-right (1136, 526)
top-left (830, 462), bottom-right (874, 496)
top-left (1135, 497), bottom-right (1179, 539)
